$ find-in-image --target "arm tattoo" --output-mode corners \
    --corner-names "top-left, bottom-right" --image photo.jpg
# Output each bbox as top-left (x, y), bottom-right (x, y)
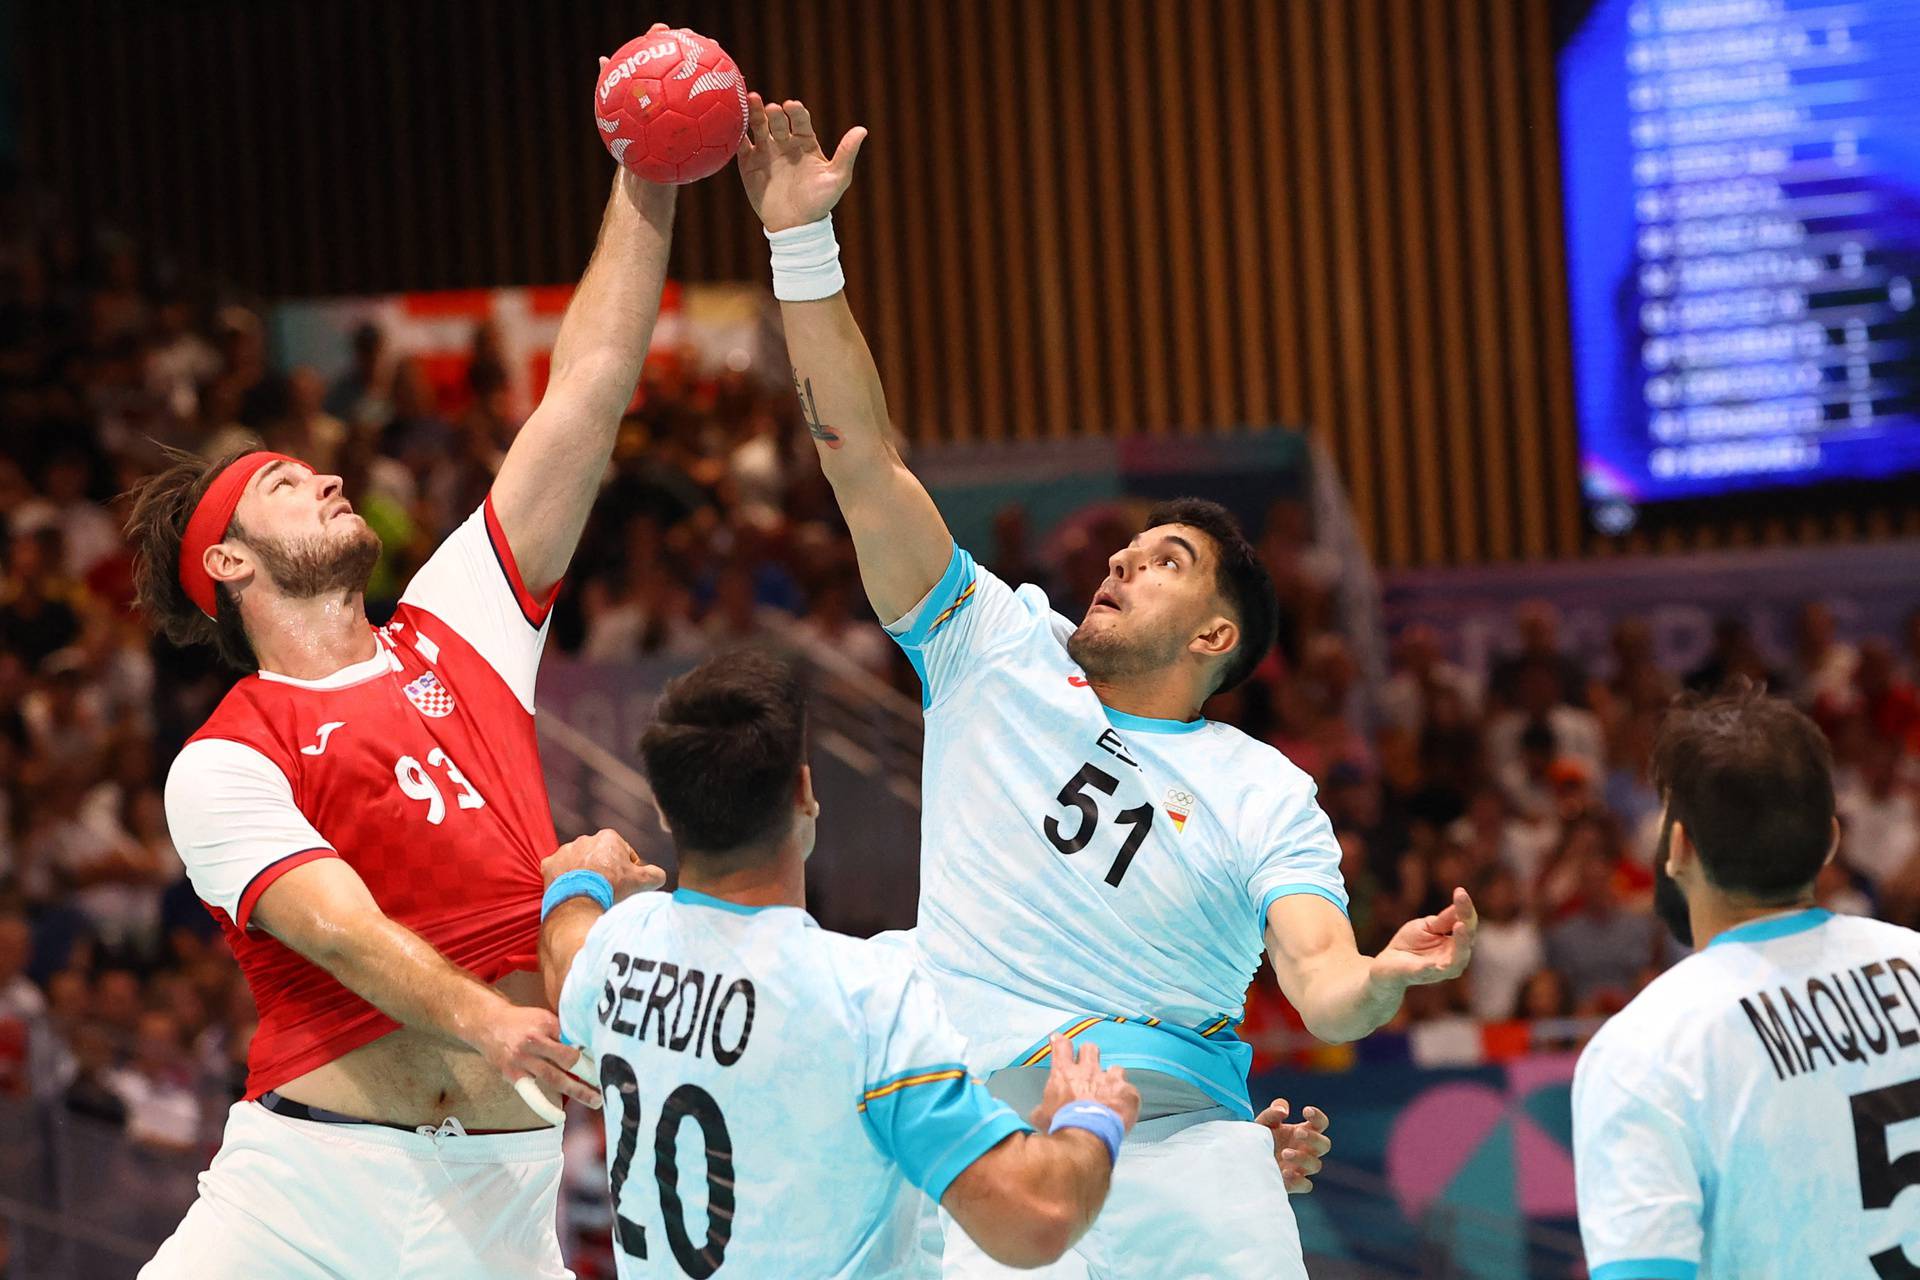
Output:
top-left (792, 367), bottom-right (844, 449)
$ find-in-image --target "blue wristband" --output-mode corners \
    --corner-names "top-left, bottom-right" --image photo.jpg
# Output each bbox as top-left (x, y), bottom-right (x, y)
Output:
top-left (1048, 1100), bottom-right (1125, 1166)
top-left (541, 870), bottom-right (614, 921)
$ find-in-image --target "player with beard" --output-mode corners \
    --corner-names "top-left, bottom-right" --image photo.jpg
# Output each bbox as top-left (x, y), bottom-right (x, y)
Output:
top-left (1575, 688), bottom-right (1920, 1278)
top-left (736, 95), bottom-right (1473, 1278)
top-left (124, 153), bottom-right (675, 1278)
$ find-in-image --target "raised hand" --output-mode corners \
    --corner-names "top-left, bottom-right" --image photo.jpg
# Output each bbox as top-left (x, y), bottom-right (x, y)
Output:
top-left (736, 93), bottom-right (867, 232)
top-left (1373, 887), bottom-right (1478, 986)
top-left (1255, 1098), bottom-right (1332, 1195)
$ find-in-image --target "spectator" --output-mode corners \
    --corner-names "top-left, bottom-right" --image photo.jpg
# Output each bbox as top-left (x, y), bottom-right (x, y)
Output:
top-left (194, 973), bottom-right (255, 1102)
top-left (106, 1009), bottom-right (201, 1154)
top-left (1846, 638), bottom-right (1920, 755)
top-left (381, 356), bottom-right (457, 502)
top-left (1488, 600), bottom-right (1589, 710)
top-left (1379, 623), bottom-right (1481, 738)
top-left (1518, 967), bottom-right (1572, 1022)
top-left (0, 518), bottom-right (84, 666)
top-left (1685, 616), bottom-right (1778, 694)
top-left (1486, 659), bottom-right (1605, 799)
top-left (989, 503), bottom-right (1049, 601)
top-left (1538, 814), bottom-right (1643, 921)
top-left (1465, 868), bottom-right (1543, 1022)
top-left (1545, 848), bottom-right (1663, 1012)
top-left (1792, 601), bottom-right (1857, 711)
top-left (324, 320), bottom-right (390, 425)
top-left (25, 768), bottom-right (161, 948)
top-left (1417, 681), bottom-right (1486, 801)
top-left (91, 968), bottom-right (143, 1038)
top-left (90, 236), bottom-right (148, 343)
top-left (73, 740), bottom-right (175, 955)
top-left (1257, 496), bottom-right (1340, 657)
top-left (0, 913), bottom-right (45, 1098)
top-left (791, 573), bottom-right (891, 680)
top-left (144, 296), bottom-right (221, 423)
top-left (62, 1020), bottom-right (127, 1127)
top-left (726, 406), bottom-right (788, 532)
top-left (20, 648), bottom-right (110, 777)
top-left (28, 447), bottom-right (122, 578)
top-left (1591, 617), bottom-right (1675, 735)
top-left (1320, 759), bottom-right (1405, 892)
top-left (1270, 632), bottom-right (1371, 782)
top-left (702, 558), bottom-right (790, 648)
top-left (1334, 830), bottom-right (1388, 954)
top-left (1837, 738), bottom-right (1920, 917)
top-left (1498, 719), bottom-right (1563, 823)
top-left (1519, 969), bottom-right (1583, 1052)
top-left (263, 367), bottom-right (348, 475)
top-left (1602, 708), bottom-right (1663, 841)
top-left (579, 569), bottom-right (702, 664)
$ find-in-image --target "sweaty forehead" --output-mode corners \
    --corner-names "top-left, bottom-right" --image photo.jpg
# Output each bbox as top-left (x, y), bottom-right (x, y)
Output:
top-left (252, 459), bottom-right (315, 491)
top-left (230, 458), bottom-right (317, 525)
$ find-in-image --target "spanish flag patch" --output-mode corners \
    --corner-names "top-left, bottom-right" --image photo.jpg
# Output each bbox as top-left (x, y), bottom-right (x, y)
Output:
top-left (1165, 787), bottom-right (1196, 834)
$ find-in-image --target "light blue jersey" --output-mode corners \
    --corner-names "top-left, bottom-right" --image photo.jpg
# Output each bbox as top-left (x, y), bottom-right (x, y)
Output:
top-left (889, 547), bottom-right (1348, 1118)
top-left (1573, 908), bottom-right (1920, 1279)
top-left (558, 888), bottom-right (1030, 1280)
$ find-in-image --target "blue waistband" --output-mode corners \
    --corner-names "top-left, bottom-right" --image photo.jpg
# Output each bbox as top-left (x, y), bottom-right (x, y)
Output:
top-left (1009, 1014), bottom-right (1254, 1120)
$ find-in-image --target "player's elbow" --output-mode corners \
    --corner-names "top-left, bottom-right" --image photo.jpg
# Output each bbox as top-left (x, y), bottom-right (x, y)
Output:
top-left (1300, 1012), bottom-right (1363, 1045)
top-left (971, 1192), bottom-right (1078, 1269)
top-left (944, 1143), bottom-right (1088, 1269)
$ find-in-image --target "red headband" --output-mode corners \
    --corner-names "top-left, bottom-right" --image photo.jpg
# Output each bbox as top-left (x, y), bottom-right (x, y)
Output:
top-left (177, 452), bottom-right (300, 619)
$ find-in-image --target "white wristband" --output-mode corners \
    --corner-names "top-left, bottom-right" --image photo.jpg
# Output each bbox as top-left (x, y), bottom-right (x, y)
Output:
top-left (767, 215), bottom-right (845, 302)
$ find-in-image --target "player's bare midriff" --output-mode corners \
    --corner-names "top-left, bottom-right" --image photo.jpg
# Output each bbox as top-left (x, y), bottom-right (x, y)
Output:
top-left (271, 969), bottom-right (554, 1130)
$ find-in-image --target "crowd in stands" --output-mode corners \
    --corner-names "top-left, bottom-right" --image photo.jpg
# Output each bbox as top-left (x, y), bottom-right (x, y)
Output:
top-left (4, 187), bottom-right (1920, 1186)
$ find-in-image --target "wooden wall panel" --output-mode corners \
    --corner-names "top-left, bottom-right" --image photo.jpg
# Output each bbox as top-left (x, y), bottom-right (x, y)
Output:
top-left (16, 0), bottom-right (1914, 565)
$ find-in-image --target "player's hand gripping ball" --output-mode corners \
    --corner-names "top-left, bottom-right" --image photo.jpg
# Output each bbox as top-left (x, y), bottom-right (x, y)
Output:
top-left (594, 27), bottom-right (748, 184)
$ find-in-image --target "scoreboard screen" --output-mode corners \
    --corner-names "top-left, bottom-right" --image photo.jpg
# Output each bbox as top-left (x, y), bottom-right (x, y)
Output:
top-left (1558, 0), bottom-right (1920, 525)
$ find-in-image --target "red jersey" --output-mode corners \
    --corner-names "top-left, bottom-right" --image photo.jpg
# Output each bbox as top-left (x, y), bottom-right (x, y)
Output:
top-left (165, 497), bottom-right (562, 1098)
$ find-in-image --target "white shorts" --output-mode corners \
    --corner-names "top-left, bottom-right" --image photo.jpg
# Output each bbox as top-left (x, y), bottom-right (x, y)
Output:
top-left (140, 1100), bottom-right (571, 1280)
top-left (939, 1111), bottom-right (1306, 1280)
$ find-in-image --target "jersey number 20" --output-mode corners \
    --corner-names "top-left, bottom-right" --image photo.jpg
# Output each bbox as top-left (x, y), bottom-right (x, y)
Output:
top-left (1043, 762), bottom-right (1154, 887)
top-left (602, 1053), bottom-right (735, 1278)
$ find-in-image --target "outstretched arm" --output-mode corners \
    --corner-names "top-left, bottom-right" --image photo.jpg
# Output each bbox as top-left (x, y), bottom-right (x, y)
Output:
top-left (254, 858), bottom-right (599, 1106)
top-left (738, 95), bottom-right (952, 624)
top-left (490, 162), bottom-right (676, 598)
top-left (1265, 888), bottom-right (1477, 1043)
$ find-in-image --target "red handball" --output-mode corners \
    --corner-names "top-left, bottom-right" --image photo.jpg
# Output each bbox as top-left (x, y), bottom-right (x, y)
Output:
top-left (593, 28), bottom-right (748, 185)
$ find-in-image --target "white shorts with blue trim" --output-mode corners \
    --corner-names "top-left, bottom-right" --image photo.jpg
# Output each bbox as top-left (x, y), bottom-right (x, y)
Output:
top-left (937, 1110), bottom-right (1306, 1280)
top-left (139, 1100), bottom-right (570, 1280)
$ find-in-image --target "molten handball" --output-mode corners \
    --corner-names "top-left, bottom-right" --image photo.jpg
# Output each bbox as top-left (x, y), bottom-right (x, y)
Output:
top-left (593, 28), bottom-right (748, 185)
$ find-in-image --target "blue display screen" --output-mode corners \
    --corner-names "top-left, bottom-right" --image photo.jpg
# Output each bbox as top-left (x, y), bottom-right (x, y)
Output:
top-left (1558, 0), bottom-right (1920, 524)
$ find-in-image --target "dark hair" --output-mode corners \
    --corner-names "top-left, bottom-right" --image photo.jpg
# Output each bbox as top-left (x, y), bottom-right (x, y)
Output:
top-left (125, 446), bottom-right (261, 671)
top-left (1519, 719), bottom-right (1558, 756)
top-left (638, 650), bottom-right (807, 858)
top-left (1651, 686), bottom-right (1835, 901)
top-left (1143, 498), bottom-right (1276, 695)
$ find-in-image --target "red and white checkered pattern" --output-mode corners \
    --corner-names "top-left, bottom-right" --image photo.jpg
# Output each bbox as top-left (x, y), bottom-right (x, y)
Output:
top-left (404, 671), bottom-right (455, 718)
